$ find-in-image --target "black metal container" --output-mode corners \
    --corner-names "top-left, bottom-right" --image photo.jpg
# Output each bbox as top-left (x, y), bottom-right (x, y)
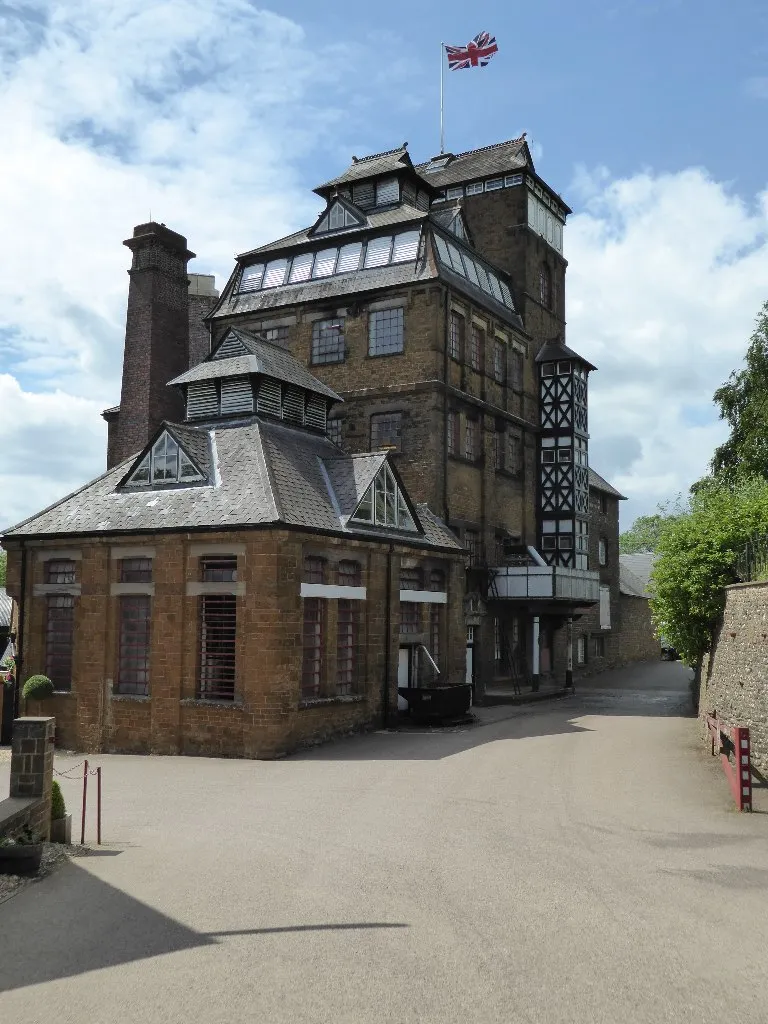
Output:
top-left (398, 684), bottom-right (472, 720)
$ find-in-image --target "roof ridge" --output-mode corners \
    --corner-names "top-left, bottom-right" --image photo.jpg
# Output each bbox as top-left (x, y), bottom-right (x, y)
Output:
top-left (451, 135), bottom-right (527, 160)
top-left (352, 144), bottom-right (408, 164)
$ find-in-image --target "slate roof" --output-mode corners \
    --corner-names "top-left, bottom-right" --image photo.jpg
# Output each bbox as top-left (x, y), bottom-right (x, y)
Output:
top-left (588, 468), bottom-right (627, 500)
top-left (415, 137), bottom-right (531, 188)
top-left (167, 329), bottom-right (342, 402)
top-left (536, 337), bottom-right (597, 372)
top-left (618, 552), bottom-right (655, 598)
top-left (239, 202), bottom-right (428, 259)
top-left (314, 145), bottom-right (416, 191)
top-left (619, 553), bottom-right (656, 598)
top-left (0, 587), bottom-right (12, 629)
top-left (2, 418), bottom-right (461, 553)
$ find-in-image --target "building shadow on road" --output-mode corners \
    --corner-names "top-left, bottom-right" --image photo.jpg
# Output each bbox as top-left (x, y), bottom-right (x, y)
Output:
top-left (0, 861), bottom-right (408, 993)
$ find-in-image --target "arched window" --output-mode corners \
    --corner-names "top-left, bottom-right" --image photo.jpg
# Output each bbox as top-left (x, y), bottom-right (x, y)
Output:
top-left (539, 263), bottom-right (552, 308)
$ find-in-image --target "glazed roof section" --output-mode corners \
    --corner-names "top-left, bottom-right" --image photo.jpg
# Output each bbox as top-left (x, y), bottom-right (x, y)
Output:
top-left (2, 419), bottom-right (461, 552)
top-left (211, 219), bottom-right (523, 330)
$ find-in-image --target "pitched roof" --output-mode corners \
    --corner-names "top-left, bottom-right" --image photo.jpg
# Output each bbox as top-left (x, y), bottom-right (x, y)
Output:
top-left (619, 553), bottom-right (656, 597)
top-left (167, 329), bottom-right (342, 402)
top-left (0, 587), bottom-right (12, 629)
top-left (535, 337), bottom-right (597, 371)
top-left (2, 419), bottom-right (461, 553)
top-left (588, 468), bottom-right (627, 500)
top-left (314, 145), bottom-right (418, 192)
top-left (415, 137), bottom-right (532, 187)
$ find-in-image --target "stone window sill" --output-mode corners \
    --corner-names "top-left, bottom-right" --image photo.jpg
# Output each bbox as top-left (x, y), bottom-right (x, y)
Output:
top-left (51, 690), bottom-right (74, 697)
top-left (299, 695), bottom-right (365, 709)
top-left (180, 698), bottom-right (244, 710)
top-left (111, 694), bottom-right (150, 703)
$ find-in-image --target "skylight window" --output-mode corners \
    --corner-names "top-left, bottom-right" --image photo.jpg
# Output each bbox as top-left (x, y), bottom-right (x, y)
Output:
top-left (127, 431), bottom-right (204, 487)
top-left (313, 248), bottom-right (337, 277)
top-left (351, 463), bottom-right (417, 531)
top-left (432, 232), bottom-right (517, 311)
top-left (263, 259), bottom-right (287, 288)
top-left (238, 231), bottom-right (420, 293)
top-left (364, 236), bottom-right (392, 268)
top-left (392, 230), bottom-right (420, 262)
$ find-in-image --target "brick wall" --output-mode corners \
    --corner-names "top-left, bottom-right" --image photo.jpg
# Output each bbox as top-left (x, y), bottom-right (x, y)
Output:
top-left (5, 529), bottom-right (465, 759)
top-left (700, 581), bottom-right (768, 774)
top-left (114, 223), bottom-right (193, 465)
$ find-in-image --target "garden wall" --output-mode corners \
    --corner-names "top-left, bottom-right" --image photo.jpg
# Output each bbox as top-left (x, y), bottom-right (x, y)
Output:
top-left (700, 581), bottom-right (768, 774)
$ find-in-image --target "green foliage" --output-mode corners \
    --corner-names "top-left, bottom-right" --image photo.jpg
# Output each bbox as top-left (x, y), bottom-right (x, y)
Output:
top-left (0, 826), bottom-right (42, 847)
top-left (711, 300), bottom-right (768, 482)
top-left (22, 674), bottom-right (54, 701)
top-left (0, 549), bottom-right (5, 587)
top-left (50, 780), bottom-right (66, 821)
top-left (650, 477), bottom-right (768, 665)
top-left (619, 498), bottom-right (684, 553)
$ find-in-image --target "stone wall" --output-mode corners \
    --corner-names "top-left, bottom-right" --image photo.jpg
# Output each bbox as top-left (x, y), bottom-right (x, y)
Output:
top-left (699, 581), bottom-right (768, 774)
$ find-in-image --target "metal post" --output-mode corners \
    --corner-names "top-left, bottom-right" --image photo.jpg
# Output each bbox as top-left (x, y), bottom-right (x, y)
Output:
top-left (97, 766), bottom-right (102, 845)
top-left (80, 759), bottom-right (88, 846)
top-left (439, 41), bottom-right (445, 154)
top-left (532, 616), bottom-right (540, 691)
top-left (566, 616), bottom-right (574, 690)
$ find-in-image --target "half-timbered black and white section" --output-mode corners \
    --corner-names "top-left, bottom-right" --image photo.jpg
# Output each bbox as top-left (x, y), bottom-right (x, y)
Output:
top-left (535, 339), bottom-right (596, 570)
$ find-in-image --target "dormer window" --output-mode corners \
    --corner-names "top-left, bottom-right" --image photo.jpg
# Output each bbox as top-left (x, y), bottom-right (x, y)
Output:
top-left (127, 431), bottom-right (205, 487)
top-left (351, 463), bottom-right (417, 531)
top-left (314, 200), bottom-right (364, 234)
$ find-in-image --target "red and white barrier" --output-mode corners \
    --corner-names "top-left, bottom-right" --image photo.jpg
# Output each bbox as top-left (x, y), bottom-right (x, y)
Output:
top-left (706, 711), bottom-right (752, 812)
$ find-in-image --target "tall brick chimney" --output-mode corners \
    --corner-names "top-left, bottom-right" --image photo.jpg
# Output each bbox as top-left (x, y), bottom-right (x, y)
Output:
top-left (109, 222), bottom-right (195, 467)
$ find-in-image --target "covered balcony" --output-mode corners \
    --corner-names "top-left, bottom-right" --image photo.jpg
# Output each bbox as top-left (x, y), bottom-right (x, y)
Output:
top-left (489, 564), bottom-right (600, 604)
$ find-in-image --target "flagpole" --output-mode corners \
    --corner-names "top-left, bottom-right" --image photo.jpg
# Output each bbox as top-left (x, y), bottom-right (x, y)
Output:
top-left (439, 41), bottom-right (445, 154)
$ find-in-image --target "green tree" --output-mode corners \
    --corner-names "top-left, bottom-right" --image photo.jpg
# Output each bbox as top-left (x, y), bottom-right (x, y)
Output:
top-left (619, 499), bottom-right (682, 553)
top-left (711, 300), bottom-right (768, 482)
top-left (0, 550), bottom-right (5, 588)
top-left (650, 477), bottom-right (768, 668)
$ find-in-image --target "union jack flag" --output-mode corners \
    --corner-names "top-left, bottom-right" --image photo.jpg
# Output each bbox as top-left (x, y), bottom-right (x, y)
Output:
top-left (445, 32), bottom-right (498, 71)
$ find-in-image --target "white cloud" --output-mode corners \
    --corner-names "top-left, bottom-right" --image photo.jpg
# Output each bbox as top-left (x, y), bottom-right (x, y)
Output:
top-left (566, 166), bottom-right (768, 527)
top-left (0, 0), bottom-right (377, 529)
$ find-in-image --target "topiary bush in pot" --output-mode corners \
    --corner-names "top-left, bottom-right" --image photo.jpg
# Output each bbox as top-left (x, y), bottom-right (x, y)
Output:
top-left (50, 780), bottom-right (72, 844)
top-left (22, 674), bottom-right (54, 701)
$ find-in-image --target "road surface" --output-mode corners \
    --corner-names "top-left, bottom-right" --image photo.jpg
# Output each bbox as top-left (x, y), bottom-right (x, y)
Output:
top-left (1, 661), bottom-right (767, 1023)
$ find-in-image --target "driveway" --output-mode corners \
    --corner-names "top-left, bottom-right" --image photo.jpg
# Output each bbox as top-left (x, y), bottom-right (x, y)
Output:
top-left (1, 661), bottom-right (767, 1024)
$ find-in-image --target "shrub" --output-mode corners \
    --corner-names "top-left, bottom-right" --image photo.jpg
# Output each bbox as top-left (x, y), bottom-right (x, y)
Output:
top-left (50, 780), bottom-right (66, 821)
top-left (22, 675), bottom-right (54, 701)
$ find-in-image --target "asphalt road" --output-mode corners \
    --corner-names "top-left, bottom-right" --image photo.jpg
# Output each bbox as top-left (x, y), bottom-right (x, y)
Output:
top-left (1, 661), bottom-right (767, 1024)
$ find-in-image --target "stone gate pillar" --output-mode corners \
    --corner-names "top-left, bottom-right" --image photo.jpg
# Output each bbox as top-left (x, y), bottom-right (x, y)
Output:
top-left (10, 717), bottom-right (55, 840)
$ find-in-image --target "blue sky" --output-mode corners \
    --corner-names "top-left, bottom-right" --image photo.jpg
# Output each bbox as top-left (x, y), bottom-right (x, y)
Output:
top-left (1, 0), bottom-right (768, 532)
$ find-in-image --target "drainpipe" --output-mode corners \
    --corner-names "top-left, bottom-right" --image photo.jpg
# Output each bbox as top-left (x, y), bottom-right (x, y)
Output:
top-left (382, 543), bottom-right (394, 727)
top-left (442, 288), bottom-right (450, 523)
top-left (13, 542), bottom-right (27, 720)
top-left (566, 616), bottom-right (574, 691)
top-left (531, 614), bottom-right (540, 692)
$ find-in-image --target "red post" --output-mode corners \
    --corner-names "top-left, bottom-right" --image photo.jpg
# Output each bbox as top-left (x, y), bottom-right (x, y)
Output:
top-left (97, 767), bottom-right (102, 845)
top-left (734, 727), bottom-right (752, 813)
top-left (80, 759), bottom-right (89, 845)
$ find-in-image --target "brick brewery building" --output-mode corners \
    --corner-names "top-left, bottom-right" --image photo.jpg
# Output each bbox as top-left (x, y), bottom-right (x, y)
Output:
top-left (2, 134), bottom-right (654, 757)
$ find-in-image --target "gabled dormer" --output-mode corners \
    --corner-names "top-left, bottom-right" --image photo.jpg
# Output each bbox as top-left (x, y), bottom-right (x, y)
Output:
top-left (350, 461), bottom-right (418, 532)
top-left (310, 195), bottom-right (366, 236)
top-left (121, 425), bottom-right (210, 489)
top-left (167, 328), bottom-right (342, 435)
